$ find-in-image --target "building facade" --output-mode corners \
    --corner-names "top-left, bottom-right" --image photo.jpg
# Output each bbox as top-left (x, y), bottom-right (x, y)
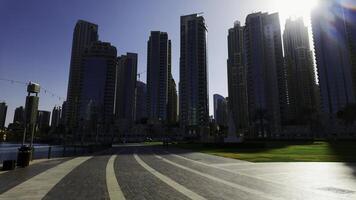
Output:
top-left (13, 106), bottom-right (25, 124)
top-left (244, 12), bottom-right (287, 137)
top-left (0, 102), bottom-right (7, 129)
top-left (179, 13), bottom-right (209, 137)
top-left (135, 81), bottom-right (147, 123)
top-left (312, 1), bottom-right (356, 118)
top-left (37, 110), bottom-right (51, 131)
top-left (51, 106), bottom-right (62, 128)
top-left (60, 101), bottom-right (67, 126)
top-left (79, 41), bottom-right (117, 141)
top-left (213, 94), bottom-right (228, 127)
top-left (283, 18), bottom-right (319, 124)
top-left (167, 75), bottom-right (178, 124)
top-left (115, 53), bottom-right (138, 124)
top-left (146, 31), bottom-right (171, 123)
top-left (66, 20), bottom-right (99, 131)
top-left (227, 21), bottom-right (249, 135)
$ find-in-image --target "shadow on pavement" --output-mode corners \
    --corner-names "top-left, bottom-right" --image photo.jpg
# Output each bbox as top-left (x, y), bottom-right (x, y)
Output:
top-left (328, 141), bottom-right (356, 177)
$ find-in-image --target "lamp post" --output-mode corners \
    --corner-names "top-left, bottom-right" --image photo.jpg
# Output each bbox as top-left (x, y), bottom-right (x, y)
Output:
top-left (17, 82), bottom-right (40, 167)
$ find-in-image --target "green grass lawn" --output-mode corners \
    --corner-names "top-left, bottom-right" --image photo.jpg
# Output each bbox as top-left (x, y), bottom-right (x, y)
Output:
top-left (172, 141), bottom-right (356, 162)
top-left (143, 141), bottom-right (163, 146)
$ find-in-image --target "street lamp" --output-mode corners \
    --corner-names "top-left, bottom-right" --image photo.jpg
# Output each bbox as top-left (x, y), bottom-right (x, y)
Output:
top-left (17, 82), bottom-right (40, 167)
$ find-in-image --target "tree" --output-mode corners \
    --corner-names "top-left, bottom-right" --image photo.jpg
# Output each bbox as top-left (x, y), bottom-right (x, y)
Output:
top-left (253, 109), bottom-right (270, 138)
top-left (337, 103), bottom-right (356, 126)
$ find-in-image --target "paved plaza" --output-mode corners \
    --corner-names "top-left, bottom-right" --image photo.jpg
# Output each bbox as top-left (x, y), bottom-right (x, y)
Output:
top-left (0, 144), bottom-right (355, 200)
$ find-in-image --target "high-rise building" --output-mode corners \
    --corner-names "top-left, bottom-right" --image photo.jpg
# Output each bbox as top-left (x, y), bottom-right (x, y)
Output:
top-left (312, 1), bottom-right (356, 117)
top-left (51, 106), bottom-right (62, 128)
top-left (66, 20), bottom-right (98, 130)
top-left (79, 41), bottom-right (117, 140)
top-left (135, 81), bottom-right (147, 122)
top-left (146, 31), bottom-right (171, 123)
top-left (167, 75), bottom-right (178, 124)
top-left (346, 6), bottom-right (356, 99)
top-left (13, 106), bottom-right (25, 124)
top-left (213, 94), bottom-right (228, 126)
top-left (179, 13), bottom-right (209, 136)
top-left (116, 53), bottom-right (138, 124)
top-left (37, 110), bottom-right (51, 131)
top-left (283, 18), bottom-right (318, 124)
top-left (244, 12), bottom-right (287, 137)
top-left (60, 101), bottom-right (67, 126)
top-left (227, 21), bottom-right (249, 134)
top-left (0, 102), bottom-right (7, 129)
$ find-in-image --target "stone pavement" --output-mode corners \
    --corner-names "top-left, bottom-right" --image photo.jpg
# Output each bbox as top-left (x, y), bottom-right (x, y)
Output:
top-left (0, 144), bottom-right (355, 200)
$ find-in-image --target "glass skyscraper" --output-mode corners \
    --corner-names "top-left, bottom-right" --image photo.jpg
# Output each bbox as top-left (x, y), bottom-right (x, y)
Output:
top-left (179, 13), bottom-right (209, 137)
top-left (312, 0), bottom-right (356, 117)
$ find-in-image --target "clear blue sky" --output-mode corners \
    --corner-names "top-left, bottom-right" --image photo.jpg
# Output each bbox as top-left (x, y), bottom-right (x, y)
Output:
top-left (0, 0), bottom-right (316, 126)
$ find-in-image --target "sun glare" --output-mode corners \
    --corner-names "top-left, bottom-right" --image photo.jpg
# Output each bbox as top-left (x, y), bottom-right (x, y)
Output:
top-left (275, 0), bottom-right (319, 23)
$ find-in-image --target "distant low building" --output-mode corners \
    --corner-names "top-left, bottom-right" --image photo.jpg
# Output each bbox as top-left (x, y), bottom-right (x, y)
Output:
top-left (37, 110), bottom-right (51, 131)
top-left (13, 106), bottom-right (25, 124)
top-left (51, 106), bottom-right (62, 128)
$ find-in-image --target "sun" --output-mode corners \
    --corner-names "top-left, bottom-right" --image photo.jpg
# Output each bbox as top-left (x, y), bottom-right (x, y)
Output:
top-left (274, 0), bottom-right (319, 23)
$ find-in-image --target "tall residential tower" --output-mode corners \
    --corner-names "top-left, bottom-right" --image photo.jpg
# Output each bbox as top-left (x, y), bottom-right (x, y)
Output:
top-left (283, 18), bottom-right (318, 124)
top-left (147, 31), bottom-right (171, 123)
top-left (79, 41), bottom-right (117, 142)
top-left (66, 20), bottom-right (98, 130)
top-left (312, 1), bottom-right (356, 118)
top-left (227, 21), bottom-right (249, 135)
top-left (115, 53), bottom-right (138, 124)
top-left (179, 13), bottom-right (209, 137)
top-left (244, 12), bottom-right (287, 137)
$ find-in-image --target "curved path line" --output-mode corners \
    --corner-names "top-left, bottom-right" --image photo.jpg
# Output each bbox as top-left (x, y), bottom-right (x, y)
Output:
top-left (0, 156), bottom-right (91, 200)
top-left (134, 153), bottom-right (206, 200)
top-left (163, 150), bottom-right (346, 200)
top-left (106, 155), bottom-right (126, 200)
top-left (154, 154), bottom-right (281, 200)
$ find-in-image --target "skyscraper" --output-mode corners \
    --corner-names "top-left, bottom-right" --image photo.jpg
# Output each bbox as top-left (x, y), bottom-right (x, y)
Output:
top-left (51, 106), bottom-right (62, 128)
top-left (213, 94), bottom-right (228, 126)
top-left (227, 21), bottom-right (249, 134)
top-left (244, 12), bottom-right (287, 137)
top-left (283, 18), bottom-right (318, 124)
top-left (167, 75), bottom-right (178, 124)
top-left (13, 106), bottom-right (25, 124)
top-left (79, 41), bottom-right (117, 140)
top-left (135, 81), bottom-right (147, 122)
top-left (61, 101), bottom-right (67, 126)
top-left (312, 1), bottom-right (356, 118)
top-left (116, 53), bottom-right (138, 124)
top-left (66, 20), bottom-right (98, 130)
top-left (180, 13), bottom-right (209, 137)
top-left (0, 102), bottom-right (7, 129)
top-left (146, 31), bottom-right (171, 123)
